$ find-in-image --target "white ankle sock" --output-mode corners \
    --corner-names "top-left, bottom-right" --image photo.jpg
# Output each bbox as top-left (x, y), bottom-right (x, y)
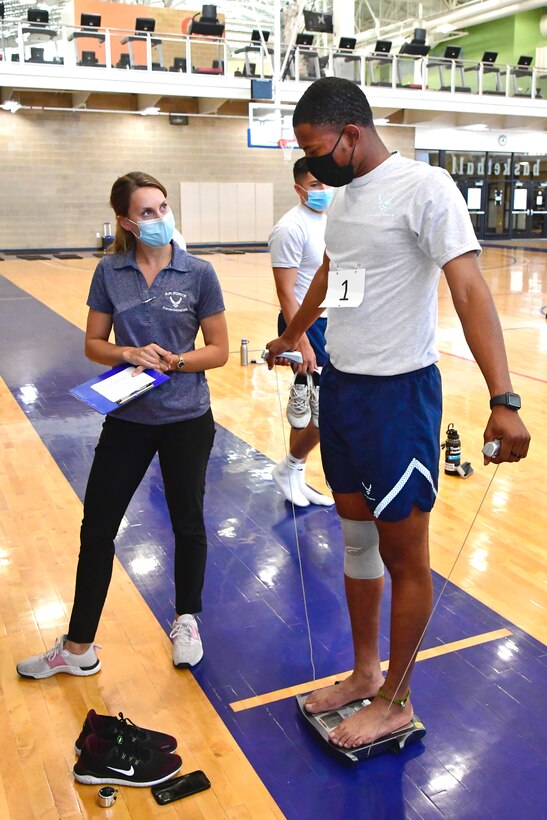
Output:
top-left (298, 482), bottom-right (334, 506)
top-left (294, 467), bottom-right (334, 506)
top-left (287, 453), bottom-right (305, 471)
top-left (272, 460), bottom-right (310, 507)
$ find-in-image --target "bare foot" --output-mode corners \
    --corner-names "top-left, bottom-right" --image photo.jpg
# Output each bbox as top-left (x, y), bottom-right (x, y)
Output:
top-left (329, 693), bottom-right (414, 748)
top-left (304, 670), bottom-right (384, 714)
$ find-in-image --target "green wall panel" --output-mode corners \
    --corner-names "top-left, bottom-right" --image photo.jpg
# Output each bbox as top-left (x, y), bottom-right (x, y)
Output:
top-left (514, 8), bottom-right (547, 60)
top-left (430, 8), bottom-right (547, 66)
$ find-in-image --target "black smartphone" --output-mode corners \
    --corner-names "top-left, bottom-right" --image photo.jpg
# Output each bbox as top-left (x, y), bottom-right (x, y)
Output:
top-left (151, 770), bottom-right (211, 805)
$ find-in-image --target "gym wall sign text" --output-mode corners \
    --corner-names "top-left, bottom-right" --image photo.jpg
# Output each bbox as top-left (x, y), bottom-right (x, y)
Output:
top-left (449, 155), bottom-right (541, 178)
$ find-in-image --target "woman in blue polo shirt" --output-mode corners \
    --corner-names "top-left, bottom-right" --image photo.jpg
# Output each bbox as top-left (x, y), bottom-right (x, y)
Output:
top-left (18, 171), bottom-right (229, 677)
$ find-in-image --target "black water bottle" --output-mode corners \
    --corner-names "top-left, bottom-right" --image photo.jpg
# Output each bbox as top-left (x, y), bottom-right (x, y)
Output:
top-left (444, 423), bottom-right (461, 475)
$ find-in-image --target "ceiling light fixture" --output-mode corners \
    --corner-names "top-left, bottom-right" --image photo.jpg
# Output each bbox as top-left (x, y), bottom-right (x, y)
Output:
top-left (462, 123), bottom-right (489, 131)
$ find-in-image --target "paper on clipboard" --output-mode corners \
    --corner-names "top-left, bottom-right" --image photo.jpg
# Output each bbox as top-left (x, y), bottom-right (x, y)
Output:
top-left (90, 367), bottom-right (155, 403)
top-left (70, 364), bottom-right (169, 414)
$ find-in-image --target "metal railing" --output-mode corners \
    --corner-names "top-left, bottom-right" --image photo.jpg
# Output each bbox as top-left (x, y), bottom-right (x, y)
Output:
top-left (0, 18), bottom-right (545, 103)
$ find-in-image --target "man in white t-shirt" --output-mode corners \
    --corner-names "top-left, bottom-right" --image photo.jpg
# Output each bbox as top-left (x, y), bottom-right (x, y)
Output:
top-left (268, 158), bottom-right (334, 508)
top-left (267, 77), bottom-right (530, 749)
top-left (172, 227), bottom-right (187, 250)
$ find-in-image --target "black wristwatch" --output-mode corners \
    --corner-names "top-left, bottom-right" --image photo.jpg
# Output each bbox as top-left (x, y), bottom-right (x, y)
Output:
top-left (489, 392), bottom-right (521, 411)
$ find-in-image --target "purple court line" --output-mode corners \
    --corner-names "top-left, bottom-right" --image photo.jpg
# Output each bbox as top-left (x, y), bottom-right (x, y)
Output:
top-left (439, 349), bottom-right (547, 384)
top-left (221, 288), bottom-right (279, 307)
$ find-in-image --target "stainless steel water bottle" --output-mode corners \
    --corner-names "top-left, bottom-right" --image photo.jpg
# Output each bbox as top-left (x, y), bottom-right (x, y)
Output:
top-left (240, 339), bottom-right (249, 366)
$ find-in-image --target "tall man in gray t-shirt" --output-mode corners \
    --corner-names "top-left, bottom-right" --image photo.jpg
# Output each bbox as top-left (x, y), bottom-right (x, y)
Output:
top-left (267, 77), bottom-right (530, 750)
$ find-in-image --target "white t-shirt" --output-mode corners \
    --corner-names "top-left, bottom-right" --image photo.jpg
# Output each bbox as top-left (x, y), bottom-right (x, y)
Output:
top-left (172, 228), bottom-right (187, 251)
top-left (325, 152), bottom-right (481, 376)
top-left (269, 204), bottom-right (327, 307)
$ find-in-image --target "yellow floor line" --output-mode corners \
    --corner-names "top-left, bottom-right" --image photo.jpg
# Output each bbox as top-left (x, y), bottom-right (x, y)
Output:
top-left (230, 627), bottom-right (512, 712)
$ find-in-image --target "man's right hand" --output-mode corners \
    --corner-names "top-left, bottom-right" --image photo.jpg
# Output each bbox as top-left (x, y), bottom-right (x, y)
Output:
top-left (265, 335), bottom-right (298, 370)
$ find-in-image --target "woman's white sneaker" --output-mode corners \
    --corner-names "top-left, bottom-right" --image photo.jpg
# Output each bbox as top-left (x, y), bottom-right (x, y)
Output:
top-left (170, 615), bottom-right (203, 668)
top-left (16, 635), bottom-right (101, 679)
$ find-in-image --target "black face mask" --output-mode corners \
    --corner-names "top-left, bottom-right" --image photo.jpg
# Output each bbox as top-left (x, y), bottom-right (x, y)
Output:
top-left (306, 129), bottom-right (357, 187)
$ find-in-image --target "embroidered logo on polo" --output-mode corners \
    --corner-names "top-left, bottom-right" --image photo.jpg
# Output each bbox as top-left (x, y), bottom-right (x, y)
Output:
top-left (163, 291), bottom-right (188, 312)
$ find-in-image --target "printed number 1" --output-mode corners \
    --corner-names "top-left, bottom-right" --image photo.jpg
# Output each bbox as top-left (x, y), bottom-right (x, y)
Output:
top-left (340, 280), bottom-right (349, 301)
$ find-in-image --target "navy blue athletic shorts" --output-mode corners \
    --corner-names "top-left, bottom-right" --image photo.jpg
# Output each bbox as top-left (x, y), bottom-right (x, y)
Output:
top-left (277, 313), bottom-right (328, 367)
top-left (319, 362), bottom-right (442, 522)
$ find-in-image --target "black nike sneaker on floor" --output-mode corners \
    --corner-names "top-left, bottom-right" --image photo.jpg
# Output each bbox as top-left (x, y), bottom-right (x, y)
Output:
top-left (73, 734), bottom-right (182, 787)
top-left (75, 709), bottom-right (177, 755)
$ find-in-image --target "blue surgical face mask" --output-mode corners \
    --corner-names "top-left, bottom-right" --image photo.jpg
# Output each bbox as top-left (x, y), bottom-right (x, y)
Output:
top-left (305, 188), bottom-right (334, 212)
top-left (130, 210), bottom-right (175, 247)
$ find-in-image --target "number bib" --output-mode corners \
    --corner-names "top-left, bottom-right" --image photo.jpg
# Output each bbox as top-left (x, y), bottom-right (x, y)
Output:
top-left (320, 267), bottom-right (366, 308)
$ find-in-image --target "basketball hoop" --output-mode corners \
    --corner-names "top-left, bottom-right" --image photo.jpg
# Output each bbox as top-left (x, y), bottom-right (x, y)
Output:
top-left (278, 138), bottom-right (297, 162)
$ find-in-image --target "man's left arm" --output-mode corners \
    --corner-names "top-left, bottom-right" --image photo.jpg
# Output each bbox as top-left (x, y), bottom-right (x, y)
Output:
top-left (443, 251), bottom-right (530, 463)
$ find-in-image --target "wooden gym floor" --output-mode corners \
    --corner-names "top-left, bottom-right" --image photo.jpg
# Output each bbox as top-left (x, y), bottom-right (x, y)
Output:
top-left (0, 243), bottom-right (545, 818)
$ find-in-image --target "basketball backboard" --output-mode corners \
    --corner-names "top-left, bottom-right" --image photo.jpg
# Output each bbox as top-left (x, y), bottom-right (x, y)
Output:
top-left (248, 103), bottom-right (297, 149)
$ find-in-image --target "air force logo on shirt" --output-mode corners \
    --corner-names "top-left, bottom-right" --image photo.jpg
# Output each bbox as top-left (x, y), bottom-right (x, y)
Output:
top-left (163, 291), bottom-right (188, 312)
top-left (367, 193), bottom-right (396, 219)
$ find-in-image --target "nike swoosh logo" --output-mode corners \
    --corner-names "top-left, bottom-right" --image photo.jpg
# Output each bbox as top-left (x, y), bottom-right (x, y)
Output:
top-left (108, 765), bottom-right (135, 776)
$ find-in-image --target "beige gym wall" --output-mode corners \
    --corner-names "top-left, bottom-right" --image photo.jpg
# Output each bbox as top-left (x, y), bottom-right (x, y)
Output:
top-left (0, 111), bottom-right (414, 251)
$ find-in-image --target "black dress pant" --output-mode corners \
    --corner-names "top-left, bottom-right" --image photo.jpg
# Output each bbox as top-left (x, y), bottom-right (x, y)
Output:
top-left (68, 409), bottom-right (215, 643)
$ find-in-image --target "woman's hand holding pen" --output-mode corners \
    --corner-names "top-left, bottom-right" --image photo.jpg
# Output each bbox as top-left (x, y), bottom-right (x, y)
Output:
top-left (123, 342), bottom-right (172, 375)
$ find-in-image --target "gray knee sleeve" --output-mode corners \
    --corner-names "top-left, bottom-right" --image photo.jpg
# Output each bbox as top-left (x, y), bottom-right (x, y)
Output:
top-left (342, 518), bottom-right (384, 580)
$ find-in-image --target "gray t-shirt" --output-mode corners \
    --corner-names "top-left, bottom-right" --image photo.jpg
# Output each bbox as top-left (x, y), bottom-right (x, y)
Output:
top-left (325, 152), bottom-right (481, 376)
top-left (269, 204), bottom-right (327, 307)
top-left (87, 242), bottom-right (225, 424)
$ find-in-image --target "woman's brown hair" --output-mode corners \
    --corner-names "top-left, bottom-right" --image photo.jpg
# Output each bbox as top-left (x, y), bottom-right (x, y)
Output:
top-left (109, 172), bottom-right (168, 254)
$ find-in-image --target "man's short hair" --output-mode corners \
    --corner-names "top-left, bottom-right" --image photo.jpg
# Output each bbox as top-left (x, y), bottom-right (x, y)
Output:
top-left (292, 156), bottom-right (309, 183)
top-left (293, 77), bottom-right (374, 130)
